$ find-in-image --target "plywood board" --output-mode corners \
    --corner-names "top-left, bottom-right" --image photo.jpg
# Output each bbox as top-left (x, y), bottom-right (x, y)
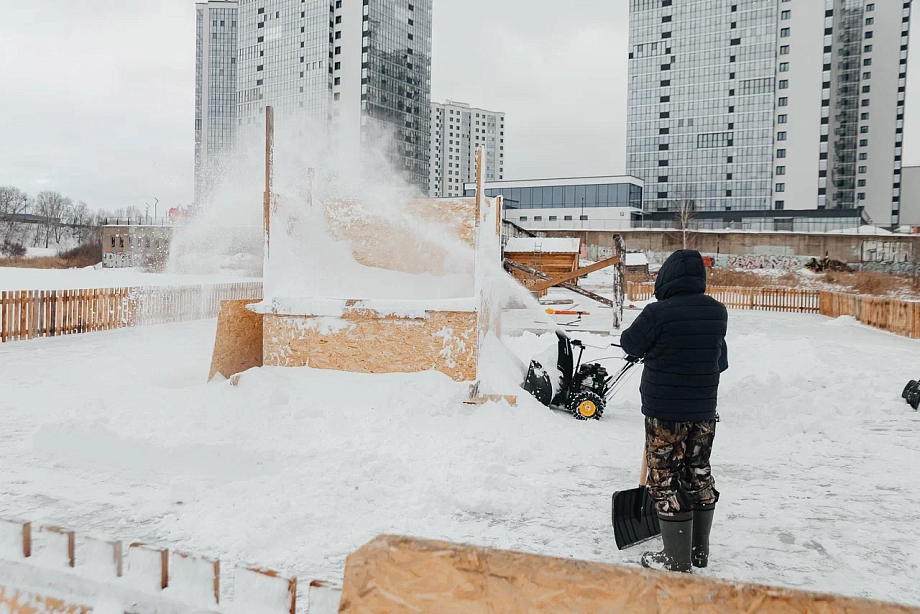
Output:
top-left (208, 300), bottom-right (264, 382)
top-left (0, 587), bottom-right (90, 614)
top-left (321, 198), bottom-right (478, 276)
top-left (263, 311), bottom-right (477, 382)
top-left (339, 535), bottom-right (919, 614)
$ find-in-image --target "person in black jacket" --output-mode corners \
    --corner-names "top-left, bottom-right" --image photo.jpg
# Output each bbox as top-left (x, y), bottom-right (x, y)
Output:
top-left (620, 249), bottom-right (729, 573)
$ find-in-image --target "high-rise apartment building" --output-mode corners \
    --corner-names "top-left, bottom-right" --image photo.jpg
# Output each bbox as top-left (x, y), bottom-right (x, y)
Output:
top-left (235, 0), bottom-right (432, 191)
top-left (626, 0), bottom-right (911, 226)
top-left (195, 1), bottom-right (239, 205)
top-left (429, 101), bottom-right (505, 198)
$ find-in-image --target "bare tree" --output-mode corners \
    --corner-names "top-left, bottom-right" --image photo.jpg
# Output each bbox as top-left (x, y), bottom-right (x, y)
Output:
top-left (672, 189), bottom-right (697, 250)
top-left (67, 201), bottom-right (92, 243)
top-left (0, 186), bottom-right (30, 243)
top-left (33, 191), bottom-right (73, 249)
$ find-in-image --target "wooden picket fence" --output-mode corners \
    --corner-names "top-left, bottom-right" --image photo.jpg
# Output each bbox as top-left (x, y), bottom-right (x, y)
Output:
top-left (626, 282), bottom-right (920, 339)
top-left (626, 282), bottom-right (821, 313)
top-left (0, 282), bottom-right (262, 343)
top-left (819, 291), bottom-right (920, 339)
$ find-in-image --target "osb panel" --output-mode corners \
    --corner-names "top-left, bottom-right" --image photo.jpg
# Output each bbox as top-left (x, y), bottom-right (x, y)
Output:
top-left (406, 198), bottom-right (477, 247)
top-left (321, 198), bottom-right (477, 276)
top-left (263, 312), bottom-right (477, 382)
top-left (209, 300), bottom-right (264, 381)
top-left (0, 586), bottom-right (90, 614)
top-left (339, 535), bottom-right (920, 614)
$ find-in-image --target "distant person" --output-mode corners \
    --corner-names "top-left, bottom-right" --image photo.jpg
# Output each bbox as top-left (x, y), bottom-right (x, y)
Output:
top-left (620, 249), bottom-right (729, 573)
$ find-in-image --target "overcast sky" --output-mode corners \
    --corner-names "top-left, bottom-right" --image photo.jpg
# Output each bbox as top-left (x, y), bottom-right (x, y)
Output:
top-left (0, 1), bottom-right (916, 210)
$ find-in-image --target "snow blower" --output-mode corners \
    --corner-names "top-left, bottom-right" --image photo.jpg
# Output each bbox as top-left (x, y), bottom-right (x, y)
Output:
top-left (521, 331), bottom-right (640, 421)
top-left (902, 380), bottom-right (920, 410)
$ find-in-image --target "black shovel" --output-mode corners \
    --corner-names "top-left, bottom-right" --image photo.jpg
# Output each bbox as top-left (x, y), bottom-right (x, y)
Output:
top-left (611, 443), bottom-right (660, 550)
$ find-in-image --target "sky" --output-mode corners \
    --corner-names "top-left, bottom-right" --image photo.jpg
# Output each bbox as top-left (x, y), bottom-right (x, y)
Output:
top-left (0, 1), bottom-right (916, 210)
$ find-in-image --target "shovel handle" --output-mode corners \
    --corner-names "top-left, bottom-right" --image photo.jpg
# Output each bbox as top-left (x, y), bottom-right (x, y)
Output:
top-left (639, 441), bottom-right (648, 487)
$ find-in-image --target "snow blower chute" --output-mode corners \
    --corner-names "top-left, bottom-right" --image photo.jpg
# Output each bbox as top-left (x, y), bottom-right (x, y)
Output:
top-left (522, 331), bottom-right (640, 421)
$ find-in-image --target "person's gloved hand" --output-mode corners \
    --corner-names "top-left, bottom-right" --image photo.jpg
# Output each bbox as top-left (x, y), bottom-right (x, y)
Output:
top-left (626, 355), bottom-right (642, 364)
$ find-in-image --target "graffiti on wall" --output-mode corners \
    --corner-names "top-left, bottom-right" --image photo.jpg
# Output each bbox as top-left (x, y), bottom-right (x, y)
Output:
top-left (648, 251), bottom-right (806, 270)
top-left (103, 251), bottom-right (142, 269)
top-left (725, 255), bottom-right (805, 271)
top-left (586, 245), bottom-right (614, 261)
top-left (860, 240), bottom-right (913, 264)
top-left (861, 261), bottom-right (920, 275)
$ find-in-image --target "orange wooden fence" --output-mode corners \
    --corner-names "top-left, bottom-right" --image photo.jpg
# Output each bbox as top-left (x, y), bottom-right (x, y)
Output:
top-left (820, 291), bottom-right (920, 339)
top-left (626, 282), bottom-right (920, 339)
top-left (626, 282), bottom-right (821, 313)
top-left (0, 282), bottom-right (262, 343)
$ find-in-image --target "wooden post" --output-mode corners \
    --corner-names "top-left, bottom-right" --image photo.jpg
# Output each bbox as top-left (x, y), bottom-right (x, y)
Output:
top-left (1, 290), bottom-right (6, 343)
top-left (264, 106), bottom-right (274, 251)
top-left (474, 145), bottom-right (484, 223)
top-left (18, 291), bottom-right (25, 341)
top-left (612, 234), bottom-right (626, 330)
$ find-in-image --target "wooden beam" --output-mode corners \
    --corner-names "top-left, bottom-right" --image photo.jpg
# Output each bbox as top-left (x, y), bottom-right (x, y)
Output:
top-left (528, 256), bottom-right (621, 293)
top-left (504, 259), bottom-right (614, 307)
top-left (339, 535), bottom-right (920, 614)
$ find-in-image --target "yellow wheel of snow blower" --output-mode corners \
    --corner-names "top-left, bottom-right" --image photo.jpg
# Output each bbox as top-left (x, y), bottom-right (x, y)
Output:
top-left (569, 391), bottom-right (605, 421)
top-left (578, 400), bottom-right (597, 418)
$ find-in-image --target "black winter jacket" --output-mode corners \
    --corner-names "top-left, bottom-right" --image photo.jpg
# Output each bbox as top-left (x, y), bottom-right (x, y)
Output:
top-left (620, 250), bottom-right (729, 422)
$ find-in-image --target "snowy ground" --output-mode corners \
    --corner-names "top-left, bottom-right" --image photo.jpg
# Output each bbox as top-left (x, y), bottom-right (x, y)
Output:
top-left (0, 266), bottom-right (260, 291)
top-left (1, 308), bottom-right (919, 606)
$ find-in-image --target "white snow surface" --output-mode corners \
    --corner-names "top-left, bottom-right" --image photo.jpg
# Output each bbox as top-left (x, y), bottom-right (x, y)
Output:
top-left (1, 311), bottom-right (919, 606)
top-left (504, 237), bottom-right (581, 254)
top-left (0, 266), bottom-right (260, 291)
top-left (625, 252), bottom-right (649, 266)
top-left (826, 225), bottom-right (894, 236)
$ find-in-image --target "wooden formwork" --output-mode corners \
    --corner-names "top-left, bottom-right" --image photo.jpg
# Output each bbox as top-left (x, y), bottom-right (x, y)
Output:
top-left (339, 535), bottom-right (919, 614)
top-left (212, 121), bottom-right (505, 390)
top-left (263, 310), bottom-right (478, 383)
top-left (0, 518), bottom-right (337, 614)
top-left (208, 299), bottom-right (264, 382)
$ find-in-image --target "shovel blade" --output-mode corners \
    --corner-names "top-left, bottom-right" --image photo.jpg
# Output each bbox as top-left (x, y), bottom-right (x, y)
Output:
top-left (611, 486), bottom-right (660, 550)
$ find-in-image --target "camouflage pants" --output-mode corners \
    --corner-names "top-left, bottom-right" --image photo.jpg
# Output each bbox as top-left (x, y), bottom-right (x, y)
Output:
top-left (645, 417), bottom-right (719, 520)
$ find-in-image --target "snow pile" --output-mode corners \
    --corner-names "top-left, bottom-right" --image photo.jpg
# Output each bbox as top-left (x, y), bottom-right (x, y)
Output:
top-left (3, 310), bottom-right (919, 605)
top-left (826, 315), bottom-right (860, 327)
top-left (625, 252), bottom-right (648, 266)
top-left (827, 225), bottom-right (894, 236)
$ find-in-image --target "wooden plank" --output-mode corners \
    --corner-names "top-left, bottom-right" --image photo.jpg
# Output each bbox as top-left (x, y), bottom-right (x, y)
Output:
top-left (82, 537), bottom-right (123, 578)
top-left (504, 259), bottom-right (614, 307)
top-left (126, 542), bottom-right (169, 591)
top-left (39, 526), bottom-right (75, 568)
top-left (0, 519), bottom-right (31, 559)
top-left (339, 535), bottom-right (920, 614)
top-left (232, 565), bottom-right (296, 614)
top-left (528, 256), bottom-right (621, 293)
top-left (170, 551), bottom-right (220, 606)
top-left (1, 291), bottom-right (6, 343)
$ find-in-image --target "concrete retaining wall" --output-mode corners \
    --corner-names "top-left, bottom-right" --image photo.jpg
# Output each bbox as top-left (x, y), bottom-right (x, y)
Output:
top-left (540, 229), bottom-right (920, 272)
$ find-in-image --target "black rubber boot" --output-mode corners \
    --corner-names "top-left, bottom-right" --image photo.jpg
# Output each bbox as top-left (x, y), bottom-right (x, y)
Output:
top-left (640, 517), bottom-right (693, 573)
top-left (692, 507), bottom-right (715, 568)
